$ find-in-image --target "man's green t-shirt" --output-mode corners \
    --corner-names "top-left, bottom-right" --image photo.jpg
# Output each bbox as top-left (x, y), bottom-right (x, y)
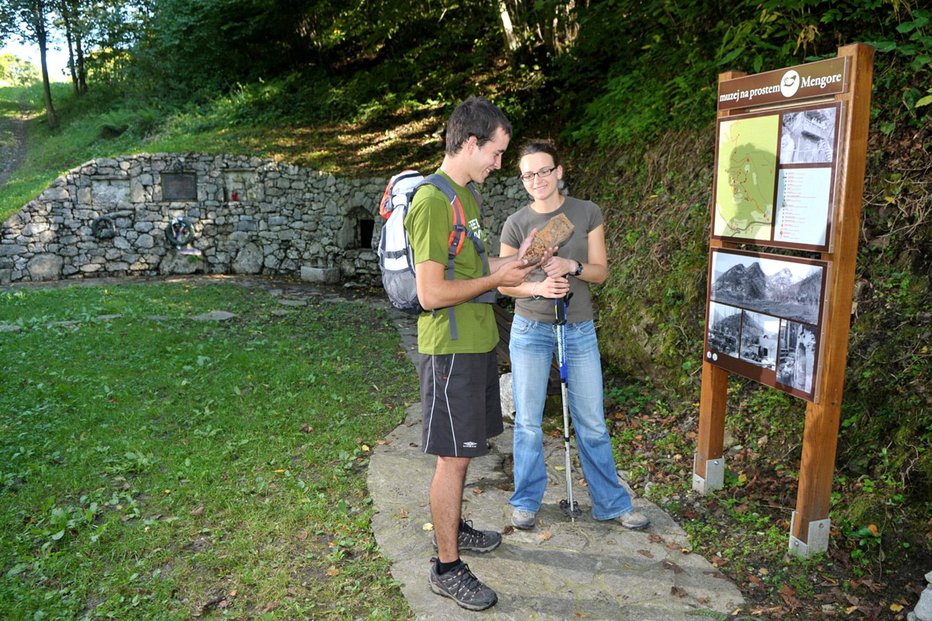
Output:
top-left (403, 171), bottom-right (498, 355)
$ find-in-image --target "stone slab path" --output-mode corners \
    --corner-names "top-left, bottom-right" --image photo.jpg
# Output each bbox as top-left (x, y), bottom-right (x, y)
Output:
top-left (369, 308), bottom-right (745, 620)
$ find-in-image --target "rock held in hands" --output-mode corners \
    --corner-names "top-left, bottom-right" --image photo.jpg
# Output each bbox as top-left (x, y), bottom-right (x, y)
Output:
top-left (523, 213), bottom-right (574, 264)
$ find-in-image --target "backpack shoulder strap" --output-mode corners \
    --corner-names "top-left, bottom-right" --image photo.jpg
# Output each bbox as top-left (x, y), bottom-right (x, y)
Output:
top-left (421, 174), bottom-right (488, 260)
top-left (418, 174), bottom-right (497, 340)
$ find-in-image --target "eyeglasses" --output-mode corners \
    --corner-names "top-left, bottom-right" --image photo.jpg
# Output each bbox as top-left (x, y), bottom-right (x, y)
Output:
top-left (519, 166), bottom-right (557, 182)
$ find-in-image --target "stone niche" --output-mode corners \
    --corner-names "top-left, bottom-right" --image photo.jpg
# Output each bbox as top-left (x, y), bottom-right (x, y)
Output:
top-left (223, 170), bottom-right (259, 202)
top-left (92, 179), bottom-right (131, 208)
top-left (339, 206), bottom-right (375, 250)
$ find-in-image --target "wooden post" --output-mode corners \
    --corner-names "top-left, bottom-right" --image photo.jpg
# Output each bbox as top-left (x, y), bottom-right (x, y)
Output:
top-left (693, 360), bottom-right (728, 492)
top-left (692, 70), bottom-right (744, 494)
top-left (789, 43), bottom-right (874, 557)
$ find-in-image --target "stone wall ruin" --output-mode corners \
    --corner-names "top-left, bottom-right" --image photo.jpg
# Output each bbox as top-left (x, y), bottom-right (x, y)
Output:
top-left (0, 153), bottom-right (530, 286)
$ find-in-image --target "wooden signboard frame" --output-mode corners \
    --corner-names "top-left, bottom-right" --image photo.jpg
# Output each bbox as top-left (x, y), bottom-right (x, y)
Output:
top-left (692, 44), bottom-right (874, 557)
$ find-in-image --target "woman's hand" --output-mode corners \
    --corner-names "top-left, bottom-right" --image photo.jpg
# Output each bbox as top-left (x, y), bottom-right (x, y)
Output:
top-left (541, 256), bottom-right (577, 278)
top-left (533, 275), bottom-right (571, 299)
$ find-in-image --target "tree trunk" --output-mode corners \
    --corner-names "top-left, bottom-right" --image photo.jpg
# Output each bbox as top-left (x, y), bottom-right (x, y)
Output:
top-left (76, 31), bottom-right (87, 94)
top-left (60, 1), bottom-right (79, 94)
top-left (496, 0), bottom-right (520, 52)
top-left (36, 15), bottom-right (59, 129)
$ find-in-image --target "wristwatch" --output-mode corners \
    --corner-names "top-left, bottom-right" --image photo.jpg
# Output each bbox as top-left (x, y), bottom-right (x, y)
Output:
top-left (573, 261), bottom-right (584, 277)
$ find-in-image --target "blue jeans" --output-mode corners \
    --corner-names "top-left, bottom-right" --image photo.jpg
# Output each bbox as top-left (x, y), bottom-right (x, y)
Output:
top-left (508, 314), bottom-right (633, 520)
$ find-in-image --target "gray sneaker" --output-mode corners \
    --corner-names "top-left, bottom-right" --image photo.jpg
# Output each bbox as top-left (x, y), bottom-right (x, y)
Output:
top-left (429, 558), bottom-right (498, 611)
top-left (615, 510), bottom-right (650, 530)
top-left (431, 519), bottom-right (502, 553)
top-left (511, 509), bottom-right (537, 530)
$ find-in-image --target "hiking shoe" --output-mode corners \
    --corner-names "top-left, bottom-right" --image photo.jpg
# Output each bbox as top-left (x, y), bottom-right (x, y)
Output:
top-left (429, 558), bottom-right (498, 611)
top-left (431, 519), bottom-right (502, 553)
top-left (511, 509), bottom-right (537, 530)
top-left (615, 510), bottom-right (650, 530)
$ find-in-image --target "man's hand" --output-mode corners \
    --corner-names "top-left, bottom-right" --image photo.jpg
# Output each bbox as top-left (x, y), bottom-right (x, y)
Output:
top-left (516, 228), bottom-right (538, 264)
top-left (494, 257), bottom-right (540, 288)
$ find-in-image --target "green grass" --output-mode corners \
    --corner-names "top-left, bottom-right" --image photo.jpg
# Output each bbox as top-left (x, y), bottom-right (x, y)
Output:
top-left (0, 281), bottom-right (417, 619)
top-left (0, 84), bottom-right (261, 222)
top-left (0, 77), bottom-right (446, 222)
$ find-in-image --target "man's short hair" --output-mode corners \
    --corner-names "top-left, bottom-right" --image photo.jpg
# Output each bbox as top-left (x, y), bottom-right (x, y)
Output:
top-left (445, 95), bottom-right (512, 156)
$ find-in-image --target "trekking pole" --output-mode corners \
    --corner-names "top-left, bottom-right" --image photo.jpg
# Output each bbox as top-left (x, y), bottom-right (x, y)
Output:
top-left (555, 293), bottom-right (581, 521)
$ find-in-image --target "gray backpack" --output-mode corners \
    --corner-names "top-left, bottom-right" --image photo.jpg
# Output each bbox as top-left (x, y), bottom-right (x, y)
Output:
top-left (377, 171), bottom-right (496, 338)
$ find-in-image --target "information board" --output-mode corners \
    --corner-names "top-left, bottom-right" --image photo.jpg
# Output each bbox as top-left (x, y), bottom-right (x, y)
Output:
top-left (712, 102), bottom-right (843, 251)
top-left (704, 248), bottom-right (827, 400)
top-left (694, 45), bottom-right (874, 558)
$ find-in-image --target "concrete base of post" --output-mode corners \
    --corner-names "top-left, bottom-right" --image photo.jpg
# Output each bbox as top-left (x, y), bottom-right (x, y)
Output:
top-left (692, 454), bottom-right (724, 494)
top-left (787, 512), bottom-right (831, 558)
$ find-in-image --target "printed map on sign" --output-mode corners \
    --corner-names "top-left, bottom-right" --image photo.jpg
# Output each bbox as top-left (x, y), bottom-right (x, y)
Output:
top-left (713, 115), bottom-right (779, 241)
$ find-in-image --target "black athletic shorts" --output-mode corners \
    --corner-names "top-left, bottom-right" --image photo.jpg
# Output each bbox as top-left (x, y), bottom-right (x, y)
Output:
top-left (418, 351), bottom-right (504, 457)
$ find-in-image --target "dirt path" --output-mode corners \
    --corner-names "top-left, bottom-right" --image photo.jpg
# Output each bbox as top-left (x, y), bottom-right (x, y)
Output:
top-left (0, 112), bottom-right (26, 187)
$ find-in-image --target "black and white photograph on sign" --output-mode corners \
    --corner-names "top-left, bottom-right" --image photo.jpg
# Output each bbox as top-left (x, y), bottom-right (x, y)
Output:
top-left (777, 321), bottom-right (818, 394)
top-left (710, 250), bottom-right (824, 325)
top-left (707, 302), bottom-right (742, 357)
top-left (779, 107), bottom-right (837, 164)
top-left (738, 310), bottom-right (780, 370)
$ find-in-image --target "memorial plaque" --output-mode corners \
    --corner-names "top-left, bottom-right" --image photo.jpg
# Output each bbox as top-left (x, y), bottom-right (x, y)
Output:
top-left (162, 173), bottom-right (198, 201)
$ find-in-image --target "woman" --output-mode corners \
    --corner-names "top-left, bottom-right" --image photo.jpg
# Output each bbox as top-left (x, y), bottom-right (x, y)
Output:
top-left (498, 140), bottom-right (649, 531)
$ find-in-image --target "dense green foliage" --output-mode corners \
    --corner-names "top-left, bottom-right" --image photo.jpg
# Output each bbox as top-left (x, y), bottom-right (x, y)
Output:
top-left (0, 53), bottom-right (38, 86)
top-left (562, 1), bottom-right (931, 529)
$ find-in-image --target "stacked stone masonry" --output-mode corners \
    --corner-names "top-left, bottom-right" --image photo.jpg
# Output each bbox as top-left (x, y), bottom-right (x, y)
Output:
top-left (0, 153), bottom-right (530, 285)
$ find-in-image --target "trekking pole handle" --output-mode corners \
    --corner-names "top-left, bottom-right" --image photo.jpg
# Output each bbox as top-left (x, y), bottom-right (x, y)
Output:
top-left (553, 292), bottom-right (572, 326)
top-left (554, 297), bottom-right (566, 325)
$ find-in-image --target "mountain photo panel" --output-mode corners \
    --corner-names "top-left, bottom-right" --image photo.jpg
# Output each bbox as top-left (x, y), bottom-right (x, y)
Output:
top-left (704, 248), bottom-right (827, 401)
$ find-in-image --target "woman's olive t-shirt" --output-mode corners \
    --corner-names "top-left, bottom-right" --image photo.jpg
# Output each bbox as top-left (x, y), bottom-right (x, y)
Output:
top-left (500, 196), bottom-right (603, 324)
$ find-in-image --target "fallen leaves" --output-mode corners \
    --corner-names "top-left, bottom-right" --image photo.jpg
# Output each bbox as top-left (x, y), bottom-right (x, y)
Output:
top-left (779, 584), bottom-right (802, 610)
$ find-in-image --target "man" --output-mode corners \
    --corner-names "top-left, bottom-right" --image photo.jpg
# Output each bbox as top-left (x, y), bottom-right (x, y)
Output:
top-left (404, 95), bottom-right (552, 611)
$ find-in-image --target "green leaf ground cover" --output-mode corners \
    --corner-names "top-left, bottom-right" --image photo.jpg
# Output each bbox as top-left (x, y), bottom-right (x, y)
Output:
top-left (0, 282), bottom-right (416, 619)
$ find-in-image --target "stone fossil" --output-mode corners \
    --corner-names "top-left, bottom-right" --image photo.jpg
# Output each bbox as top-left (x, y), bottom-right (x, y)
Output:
top-left (523, 213), bottom-right (574, 264)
